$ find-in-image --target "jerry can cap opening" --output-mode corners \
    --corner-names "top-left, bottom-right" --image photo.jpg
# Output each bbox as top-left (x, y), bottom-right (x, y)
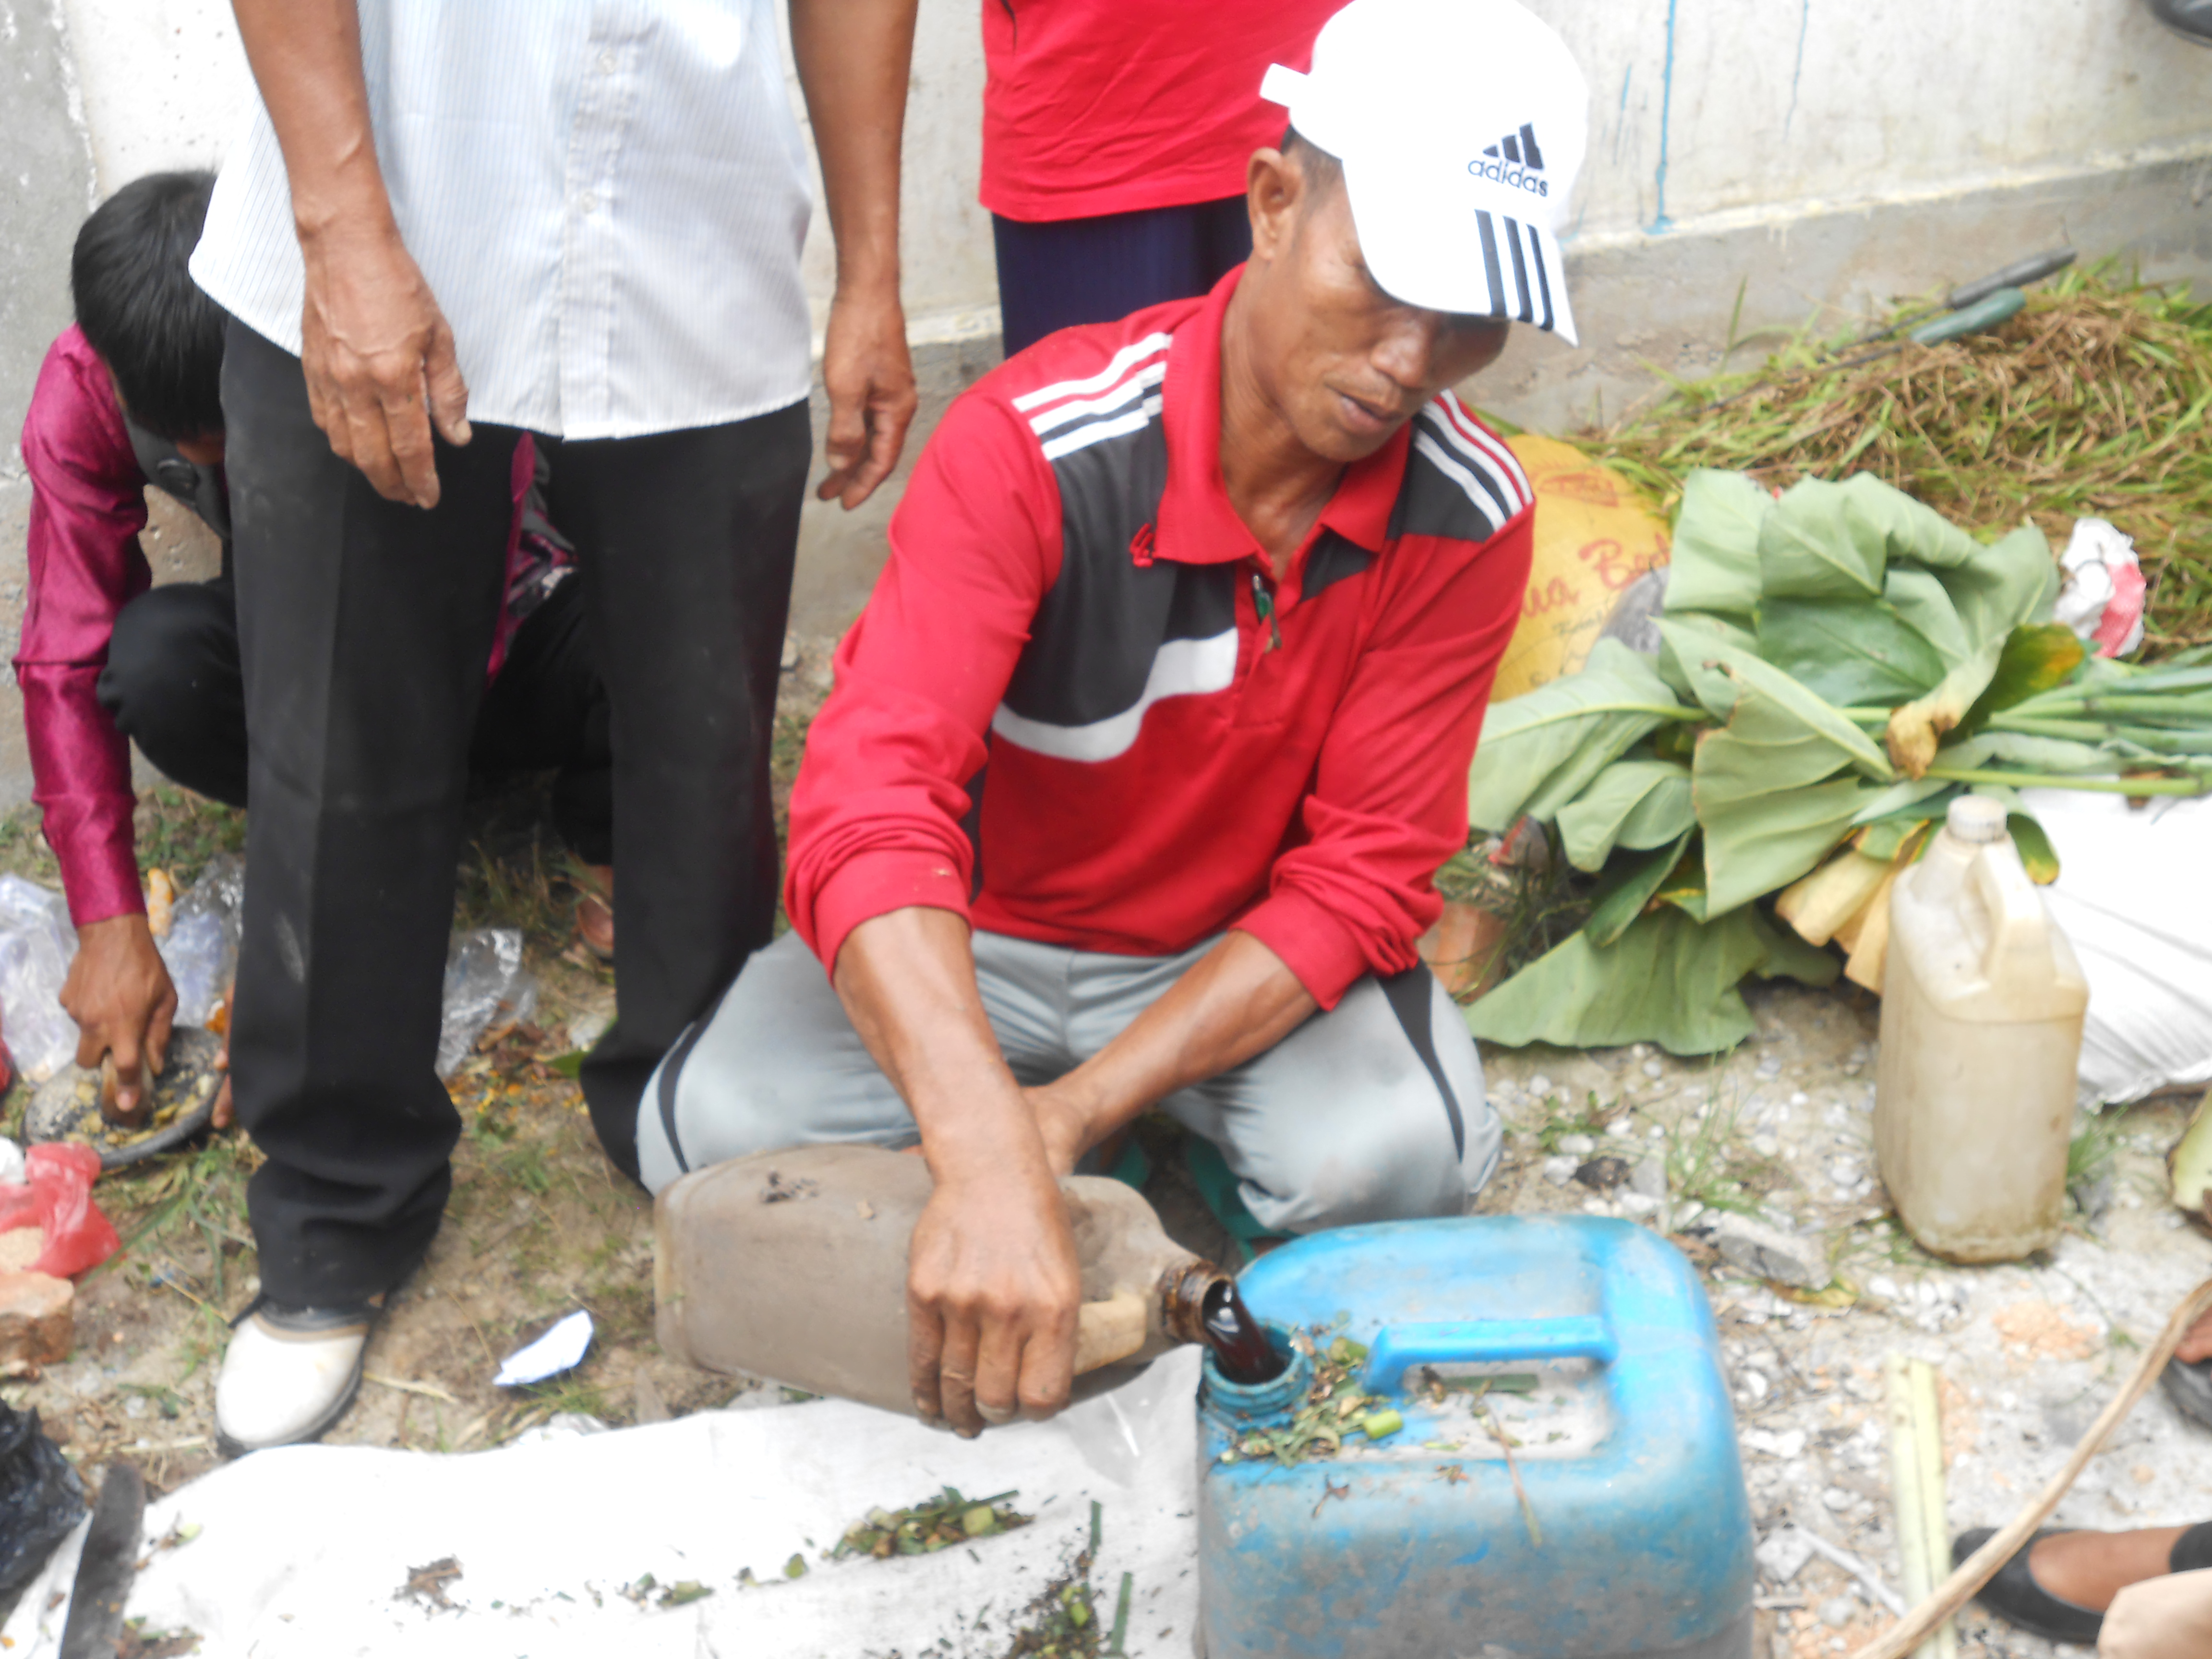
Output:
top-left (1200, 1324), bottom-right (1310, 1420)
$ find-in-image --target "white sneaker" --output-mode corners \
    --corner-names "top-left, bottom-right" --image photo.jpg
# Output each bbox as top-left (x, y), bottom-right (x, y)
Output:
top-left (214, 1301), bottom-right (378, 1456)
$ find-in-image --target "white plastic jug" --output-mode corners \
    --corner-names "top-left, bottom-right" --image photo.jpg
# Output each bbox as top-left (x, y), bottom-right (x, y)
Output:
top-left (1874, 795), bottom-right (2089, 1262)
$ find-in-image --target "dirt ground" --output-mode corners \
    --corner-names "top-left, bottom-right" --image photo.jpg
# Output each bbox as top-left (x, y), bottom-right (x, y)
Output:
top-left (1, 635), bottom-right (2206, 1659)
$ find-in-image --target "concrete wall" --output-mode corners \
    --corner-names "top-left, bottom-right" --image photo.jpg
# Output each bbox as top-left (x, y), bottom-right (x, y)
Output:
top-left (3, 0), bottom-right (2211, 811)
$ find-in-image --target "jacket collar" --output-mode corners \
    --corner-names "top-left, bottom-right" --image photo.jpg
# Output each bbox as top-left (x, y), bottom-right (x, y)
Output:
top-left (1154, 265), bottom-right (1411, 570)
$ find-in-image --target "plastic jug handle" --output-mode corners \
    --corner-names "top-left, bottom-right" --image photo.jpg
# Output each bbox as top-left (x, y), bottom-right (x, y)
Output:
top-left (1074, 1293), bottom-right (1149, 1376)
top-left (1969, 840), bottom-right (2049, 988)
top-left (1362, 1317), bottom-right (1618, 1394)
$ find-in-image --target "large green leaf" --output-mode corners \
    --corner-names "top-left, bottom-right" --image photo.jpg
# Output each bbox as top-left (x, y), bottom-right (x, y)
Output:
top-left (1881, 568), bottom-right (1973, 667)
top-left (1908, 522), bottom-right (2060, 649)
top-left (1657, 621), bottom-right (1897, 781)
top-left (1467, 640), bottom-right (1695, 832)
top-left (1555, 760), bottom-right (1695, 872)
top-left (1658, 613), bottom-right (1762, 714)
top-left (1466, 903), bottom-right (1837, 1057)
top-left (1758, 478), bottom-right (1887, 602)
top-left (1755, 591), bottom-right (1952, 707)
top-left (1959, 622), bottom-right (2087, 733)
top-left (1585, 832), bottom-right (1696, 947)
top-left (1697, 771), bottom-right (1866, 917)
top-left (1838, 473), bottom-right (1983, 570)
top-left (1663, 470), bottom-right (1770, 619)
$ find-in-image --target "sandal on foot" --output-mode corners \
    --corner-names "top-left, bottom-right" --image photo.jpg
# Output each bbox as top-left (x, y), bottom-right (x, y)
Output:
top-left (1952, 1527), bottom-right (2104, 1647)
top-left (2160, 1354), bottom-right (2212, 1430)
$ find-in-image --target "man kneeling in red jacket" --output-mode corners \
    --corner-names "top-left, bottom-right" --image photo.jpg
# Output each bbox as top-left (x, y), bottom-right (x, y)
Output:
top-left (639, 0), bottom-right (1589, 1436)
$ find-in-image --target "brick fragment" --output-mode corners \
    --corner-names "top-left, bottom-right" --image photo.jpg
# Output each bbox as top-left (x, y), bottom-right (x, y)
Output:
top-left (0, 1269), bottom-right (73, 1367)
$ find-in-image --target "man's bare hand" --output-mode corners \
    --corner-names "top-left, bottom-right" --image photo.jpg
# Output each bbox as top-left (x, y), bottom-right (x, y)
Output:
top-left (817, 282), bottom-right (915, 509)
top-left (299, 218), bottom-right (470, 509)
top-left (61, 915), bottom-right (177, 1121)
top-left (906, 1159), bottom-right (1082, 1436)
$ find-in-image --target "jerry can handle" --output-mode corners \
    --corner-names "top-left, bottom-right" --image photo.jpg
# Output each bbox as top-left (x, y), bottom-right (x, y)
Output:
top-left (1362, 1316), bottom-right (1618, 1394)
top-left (1969, 840), bottom-right (2050, 987)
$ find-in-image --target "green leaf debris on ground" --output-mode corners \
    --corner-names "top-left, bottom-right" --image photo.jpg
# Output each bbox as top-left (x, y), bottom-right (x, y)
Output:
top-left (832, 1486), bottom-right (1031, 1560)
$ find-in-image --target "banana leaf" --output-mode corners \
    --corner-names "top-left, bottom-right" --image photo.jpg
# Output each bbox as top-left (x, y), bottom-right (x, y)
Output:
top-left (1465, 903), bottom-right (1838, 1057)
top-left (1555, 760), bottom-right (1696, 872)
top-left (1467, 639), bottom-right (1696, 833)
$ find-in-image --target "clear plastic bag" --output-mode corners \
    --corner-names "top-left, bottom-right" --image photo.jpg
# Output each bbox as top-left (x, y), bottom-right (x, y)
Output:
top-left (437, 928), bottom-right (538, 1078)
top-left (158, 853), bottom-right (243, 1030)
top-left (0, 877), bottom-right (82, 1084)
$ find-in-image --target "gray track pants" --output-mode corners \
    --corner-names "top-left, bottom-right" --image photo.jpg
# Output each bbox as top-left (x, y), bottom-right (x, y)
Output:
top-left (635, 930), bottom-right (1501, 1233)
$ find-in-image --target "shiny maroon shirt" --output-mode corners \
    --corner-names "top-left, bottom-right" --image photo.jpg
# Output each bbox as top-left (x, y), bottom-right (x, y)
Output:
top-left (15, 325), bottom-right (537, 928)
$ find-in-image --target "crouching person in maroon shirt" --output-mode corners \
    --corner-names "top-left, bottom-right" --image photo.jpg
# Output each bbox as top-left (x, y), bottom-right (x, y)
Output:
top-left (16, 173), bottom-right (616, 1127)
top-left (639, 0), bottom-right (1590, 1435)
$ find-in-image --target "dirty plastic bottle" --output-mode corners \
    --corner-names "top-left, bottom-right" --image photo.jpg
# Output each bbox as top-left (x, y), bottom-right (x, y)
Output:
top-left (654, 1143), bottom-right (1226, 1417)
top-left (1875, 795), bottom-right (2089, 1262)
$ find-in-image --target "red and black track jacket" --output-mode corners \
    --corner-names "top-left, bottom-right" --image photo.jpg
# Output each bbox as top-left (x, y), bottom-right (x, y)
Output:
top-left (785, 269), bottom-right (1535, 1010)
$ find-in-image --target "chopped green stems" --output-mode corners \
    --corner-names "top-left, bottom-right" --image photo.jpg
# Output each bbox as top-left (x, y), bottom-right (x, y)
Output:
top-left (1106, 1572), bottom-right (1135, 1657)
top-left (1921, 766), bottom-right (2212, 795)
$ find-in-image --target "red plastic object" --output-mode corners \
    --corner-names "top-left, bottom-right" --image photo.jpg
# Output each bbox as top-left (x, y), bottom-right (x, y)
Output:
top-left (0, 1143), bottom-right (120, 1278)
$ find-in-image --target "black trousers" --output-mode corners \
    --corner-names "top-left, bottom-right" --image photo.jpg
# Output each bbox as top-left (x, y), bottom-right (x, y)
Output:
top-left (96, 573), bottom-right (615, 864)
top-left (221, 319), bottom-right (808, 1304)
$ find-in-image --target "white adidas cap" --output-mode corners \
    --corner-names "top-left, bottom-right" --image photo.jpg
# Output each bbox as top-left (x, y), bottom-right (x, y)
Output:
top-left (1261, 0), bottom-right (1588, 344)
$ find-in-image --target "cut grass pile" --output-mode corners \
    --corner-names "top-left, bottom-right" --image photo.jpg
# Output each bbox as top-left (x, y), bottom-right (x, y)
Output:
top-left (1575, 267), bottom-right (2212, 651)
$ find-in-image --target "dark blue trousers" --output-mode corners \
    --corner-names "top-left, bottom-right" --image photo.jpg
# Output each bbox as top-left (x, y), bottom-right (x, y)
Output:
top-left (993, 195), bottom-right (1254, 358)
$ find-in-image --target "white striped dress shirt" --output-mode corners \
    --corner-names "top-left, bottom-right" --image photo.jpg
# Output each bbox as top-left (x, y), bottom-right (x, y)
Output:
top-left (190, 0), bottom-right (814, 441)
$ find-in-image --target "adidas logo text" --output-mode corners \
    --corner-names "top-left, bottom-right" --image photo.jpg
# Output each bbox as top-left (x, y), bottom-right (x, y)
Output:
top-left (1470, 122), bottom-right (1550, 198)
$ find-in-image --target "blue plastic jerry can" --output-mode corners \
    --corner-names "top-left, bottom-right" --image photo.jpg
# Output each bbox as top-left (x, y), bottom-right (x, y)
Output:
top-left (1197, 1215), bottom-right (1753, 1659)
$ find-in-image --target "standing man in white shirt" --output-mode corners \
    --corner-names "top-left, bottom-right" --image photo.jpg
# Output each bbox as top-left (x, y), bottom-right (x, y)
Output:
top-left (189, 0), bottom-right (920, 1454)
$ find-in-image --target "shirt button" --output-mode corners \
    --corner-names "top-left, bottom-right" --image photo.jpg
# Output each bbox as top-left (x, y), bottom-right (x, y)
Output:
top-left (597, 48), bottom-right (618, 73)
top-left (577, 191), bottom-right (598, 215)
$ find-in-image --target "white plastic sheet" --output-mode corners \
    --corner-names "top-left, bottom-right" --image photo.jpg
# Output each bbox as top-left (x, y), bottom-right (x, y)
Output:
top-left (2, 1351), bottom-right (1206, 1659)
top-left (2022, 789), bottom-right (2212, 1107)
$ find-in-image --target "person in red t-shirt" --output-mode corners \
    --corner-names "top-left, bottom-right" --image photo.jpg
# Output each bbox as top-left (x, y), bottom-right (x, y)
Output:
top-left (983, 0), bottom-right (1339, 355)
top-left (642, 0), bottom-right (1591, 1437)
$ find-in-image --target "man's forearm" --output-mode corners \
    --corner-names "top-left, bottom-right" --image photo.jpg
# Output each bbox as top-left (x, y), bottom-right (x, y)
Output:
top-left (788, 0), bottom-right (916, 297)
top-left (832, 906), bottom-right (1046, 1176)
top-left (230, 0), bottom-right (393, 241)
top-left (1037, 932), bottom-right (1318, 1168)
